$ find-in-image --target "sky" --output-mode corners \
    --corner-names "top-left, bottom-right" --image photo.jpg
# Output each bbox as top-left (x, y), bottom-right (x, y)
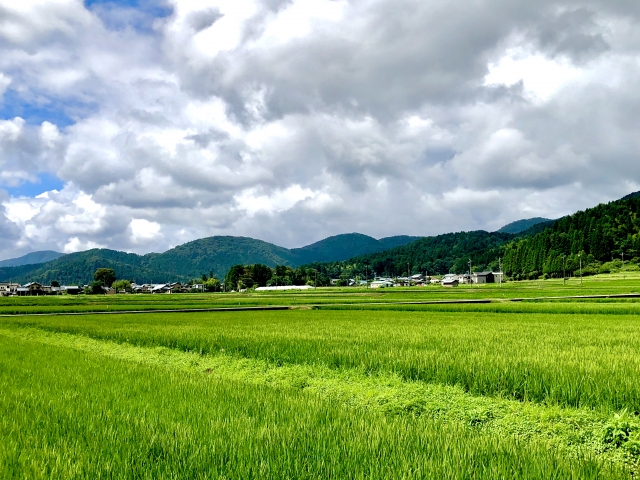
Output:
top-left (1, 0), bottom-right (639, 260)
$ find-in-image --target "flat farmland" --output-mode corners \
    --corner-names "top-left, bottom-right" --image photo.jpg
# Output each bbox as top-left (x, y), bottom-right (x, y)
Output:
top-left (2, 274), bottom-right (640, 315)
top-left (2, 282), bottom-right (640, 478)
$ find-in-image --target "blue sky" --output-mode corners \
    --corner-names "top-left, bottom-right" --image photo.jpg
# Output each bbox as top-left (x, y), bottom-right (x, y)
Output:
top-left (5, 173), bottom-right (65, 198)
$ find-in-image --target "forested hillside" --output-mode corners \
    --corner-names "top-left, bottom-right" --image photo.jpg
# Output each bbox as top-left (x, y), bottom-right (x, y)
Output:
top-left (302, 231), bottom-right (515, 279)
top-left (503, 197), bottom-right (640, 279)
top-left (0, 233), bottom-right (420, 285)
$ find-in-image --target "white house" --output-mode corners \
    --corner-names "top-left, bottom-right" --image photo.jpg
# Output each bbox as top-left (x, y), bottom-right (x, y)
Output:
top-left (0, 282), bottom-right (20, 296)
top-left (255, 285), bottom-right (314, 292)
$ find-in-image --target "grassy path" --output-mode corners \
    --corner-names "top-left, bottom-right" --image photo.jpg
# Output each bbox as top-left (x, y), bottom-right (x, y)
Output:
top-left (1, 326), bottom-right (638, 476)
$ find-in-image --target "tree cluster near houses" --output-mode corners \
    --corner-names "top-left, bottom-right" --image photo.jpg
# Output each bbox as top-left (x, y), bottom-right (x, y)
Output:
top-left (224, 264), bottom-right (331, 291)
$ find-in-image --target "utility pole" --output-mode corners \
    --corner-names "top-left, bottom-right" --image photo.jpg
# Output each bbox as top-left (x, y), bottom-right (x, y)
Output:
top-left (498, 257), bottom-right (502, 287)
top-left (562, 255), bottom-right (566, 286)
top-left (468, 259), bottom-right (472, 285)
top-left (315, 269), bottom-right (317, 290)
top-left (407, 262), bottom-right (410, 287)
top-left (579, 254), bottom-right (582, 286)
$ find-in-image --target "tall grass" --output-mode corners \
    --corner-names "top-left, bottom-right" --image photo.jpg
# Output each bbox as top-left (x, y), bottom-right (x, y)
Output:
top-left (0, 336), bottom-right (626, 479)
top-left (5, 308), bottom-right (640, 411)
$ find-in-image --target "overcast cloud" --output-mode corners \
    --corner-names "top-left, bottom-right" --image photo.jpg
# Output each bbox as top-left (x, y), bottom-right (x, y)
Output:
top-left (0, 0), bottom-right (639, 259)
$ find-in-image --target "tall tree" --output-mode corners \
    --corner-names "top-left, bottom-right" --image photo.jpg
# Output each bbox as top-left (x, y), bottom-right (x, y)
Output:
top-left (94, 268), bottom-right (116, 287)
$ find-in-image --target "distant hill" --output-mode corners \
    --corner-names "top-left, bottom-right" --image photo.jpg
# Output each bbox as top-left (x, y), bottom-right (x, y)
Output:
top-left (620, 191), bottom-right (640, 201)
top-left (498, 218), bottom-right (554, 234)
top-left (0, 250), bottom-right (64, 268)
top-left (0, 234), bottom-right (420, 285)
top-left (290, 233), bottom-right (422, 264)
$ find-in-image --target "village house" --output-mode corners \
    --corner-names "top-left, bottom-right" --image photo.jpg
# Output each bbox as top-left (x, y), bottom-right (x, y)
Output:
top-left (0, 282), bottom-right (20, 296)
top-left (441, 274), bottom-right (459, 287)
top-left (17, 282), bottom-right (44, 296)
top-left (472, 271), bottom-right (495, 284)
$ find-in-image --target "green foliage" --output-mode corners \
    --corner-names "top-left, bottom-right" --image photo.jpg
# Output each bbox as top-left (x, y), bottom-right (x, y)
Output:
top-left (203, 278), bottom-right (221, 292)
top-left (8, 298), bottom-right (640, 413)
top-left (85, 281), bottom-right (104, 295)
top-left (291, 233), bottom-right (421, 264)
top-left (112, 279), bottom-right (131, 292)
top-left (94, 268), bottom-right (116, 287)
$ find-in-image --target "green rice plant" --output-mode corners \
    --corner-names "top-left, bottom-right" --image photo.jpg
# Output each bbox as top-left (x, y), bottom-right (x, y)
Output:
top-left (0, 335), bottom-right (628, 479)
top-left (4, 307), bottom-right (640, 412)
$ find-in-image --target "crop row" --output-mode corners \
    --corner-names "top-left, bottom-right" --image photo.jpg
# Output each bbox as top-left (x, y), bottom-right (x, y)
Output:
top-left (5, 308), bottom-right (640, 411)
top-left (0, 335), bottom-right (627, 479)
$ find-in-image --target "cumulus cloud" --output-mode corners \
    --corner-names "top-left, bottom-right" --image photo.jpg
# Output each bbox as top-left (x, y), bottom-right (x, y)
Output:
top-left (1, 0), bottom-right (640, 259)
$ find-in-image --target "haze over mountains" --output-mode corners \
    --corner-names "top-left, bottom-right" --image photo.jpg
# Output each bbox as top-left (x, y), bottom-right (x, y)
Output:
top-left (0, 251), bottom-right (65, 268)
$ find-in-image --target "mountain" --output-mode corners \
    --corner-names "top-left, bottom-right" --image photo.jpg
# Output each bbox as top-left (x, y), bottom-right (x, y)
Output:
top-left (147, 236), bottom-right (297, 279)
top-left (290, 233), bottom-right (422, 264)
top-left (498, 218), bottom-right (554, 234)
top-left (502, 196), bottom-right (640, 279)
top-left (0, 249), bottom-right (181, 286)
top-left (0, 234), bottom-right (421, 285)
top-left (0, 251), bottom-right (65, 268)
top-left (302, 231), bottom-right (516, 278)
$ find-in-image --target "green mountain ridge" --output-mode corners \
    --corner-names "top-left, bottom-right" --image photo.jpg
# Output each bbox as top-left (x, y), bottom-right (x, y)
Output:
top-left (0, 233), bottom-right (420, 285)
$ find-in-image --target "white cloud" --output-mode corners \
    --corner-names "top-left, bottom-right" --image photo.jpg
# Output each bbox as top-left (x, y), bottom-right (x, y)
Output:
top-left (64, 237), bottom-right (105, 253)
top-left (485, 50), bottom-right (582, 101)
top-left (130, 218), bottom-right (162, 244)
top-left (0, 0), bottom-right (640, 260)
top-left (235, 185), bottom-right (317, 215)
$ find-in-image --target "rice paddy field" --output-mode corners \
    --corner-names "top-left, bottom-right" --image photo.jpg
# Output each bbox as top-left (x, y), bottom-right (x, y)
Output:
top-left (2, 276), bottom-right (640, 478)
